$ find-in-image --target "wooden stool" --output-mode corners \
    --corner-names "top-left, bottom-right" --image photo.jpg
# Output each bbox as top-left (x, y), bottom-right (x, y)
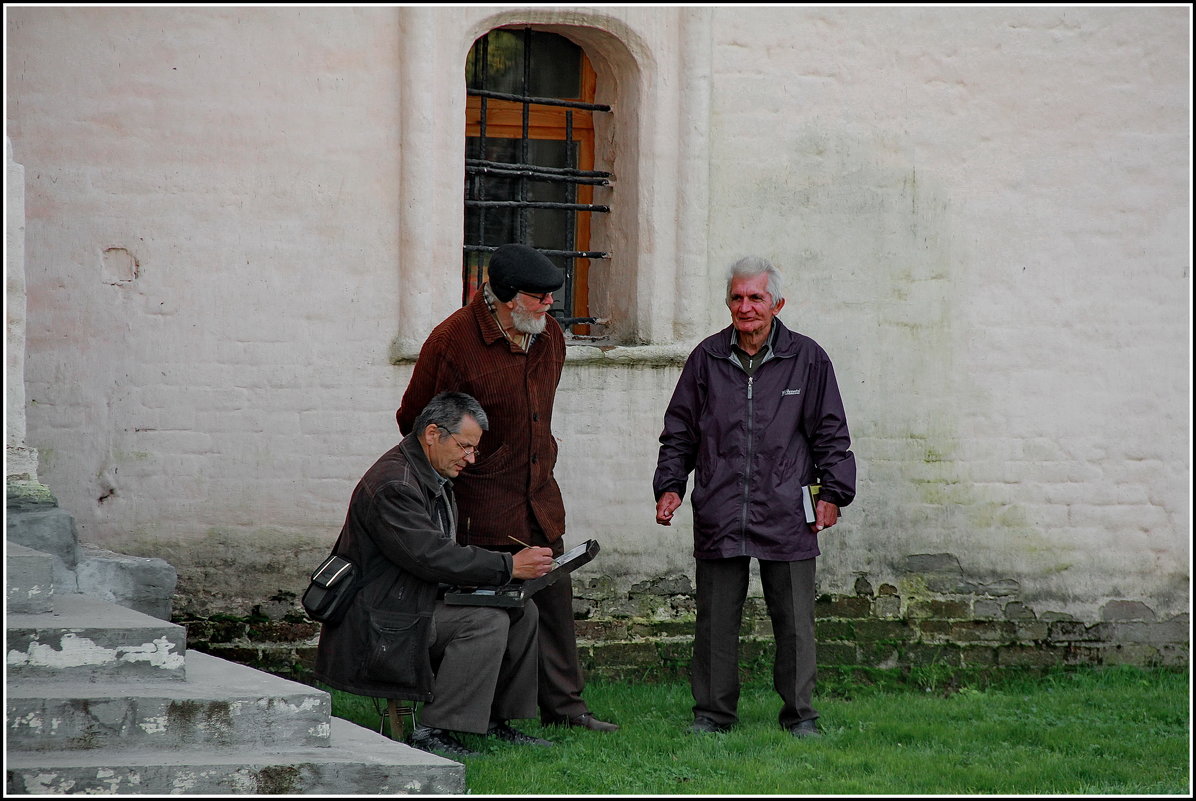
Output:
top-left (383, 699), bottom-right (418, 741)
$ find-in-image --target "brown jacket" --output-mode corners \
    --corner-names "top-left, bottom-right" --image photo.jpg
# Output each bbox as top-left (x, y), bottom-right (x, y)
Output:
top-left (397, 290), bottom-right (567, 546)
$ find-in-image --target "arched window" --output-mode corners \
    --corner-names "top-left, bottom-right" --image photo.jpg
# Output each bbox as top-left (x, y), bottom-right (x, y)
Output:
top-left (464, 27), bottom-right (612, 338)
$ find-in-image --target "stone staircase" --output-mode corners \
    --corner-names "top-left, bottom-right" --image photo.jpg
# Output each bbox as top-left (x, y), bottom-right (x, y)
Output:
top-left (5, 498), bottom-right (464, 795)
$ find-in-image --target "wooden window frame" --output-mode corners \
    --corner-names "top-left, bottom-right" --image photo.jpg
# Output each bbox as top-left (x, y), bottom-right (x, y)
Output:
top-left (464, 29), bottom-right (610, 337)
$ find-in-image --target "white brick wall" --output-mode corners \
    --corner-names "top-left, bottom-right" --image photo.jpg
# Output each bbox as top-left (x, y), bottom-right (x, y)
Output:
top-left (6, 6), bottom-right (1189, 620)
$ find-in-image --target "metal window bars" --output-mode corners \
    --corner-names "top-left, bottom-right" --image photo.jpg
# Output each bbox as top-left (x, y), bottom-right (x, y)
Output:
top-left (464, 28), bottom-right (612, 333)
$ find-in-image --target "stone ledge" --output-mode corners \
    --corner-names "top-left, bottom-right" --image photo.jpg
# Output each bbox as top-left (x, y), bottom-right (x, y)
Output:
top-left (390, 340), bottom-right (692, 366)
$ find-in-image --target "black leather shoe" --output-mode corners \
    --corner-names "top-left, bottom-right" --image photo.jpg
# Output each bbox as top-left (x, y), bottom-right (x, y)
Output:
top-left (789, 719), bottom-right (822, 738)
top-left (408, 725), bottom-right (480, 758)
top-left (543, 712), bottom-right (620, 732)
top-left (486, 721), bottom-right (554, 747)
top-left (689, 716), bottom-right (732, 734)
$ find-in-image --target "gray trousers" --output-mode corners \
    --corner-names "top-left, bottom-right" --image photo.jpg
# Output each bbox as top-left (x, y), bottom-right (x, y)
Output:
top-left (692, 556), bottom-right (817, 729)
top-left (419, 601), bottom-right (539, 734)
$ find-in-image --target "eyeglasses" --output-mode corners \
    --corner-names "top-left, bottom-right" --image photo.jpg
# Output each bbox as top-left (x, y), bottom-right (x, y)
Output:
top-left (439, 426), bottom-right (482, 458)
top-left (517, 289), bottom-right (554, 304)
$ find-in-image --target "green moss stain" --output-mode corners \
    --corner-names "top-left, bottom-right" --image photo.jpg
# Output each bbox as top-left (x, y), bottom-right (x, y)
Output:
top-left (254, 766), bottom-right (303, 794)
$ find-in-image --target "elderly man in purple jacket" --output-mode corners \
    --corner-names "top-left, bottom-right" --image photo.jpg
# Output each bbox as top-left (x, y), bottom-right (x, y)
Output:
top-left (653, 255), bottom-right (856, 738)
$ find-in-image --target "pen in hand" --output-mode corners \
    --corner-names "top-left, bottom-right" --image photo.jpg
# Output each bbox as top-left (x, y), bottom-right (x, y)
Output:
top-left (509, 536), bottom-right (553, 579)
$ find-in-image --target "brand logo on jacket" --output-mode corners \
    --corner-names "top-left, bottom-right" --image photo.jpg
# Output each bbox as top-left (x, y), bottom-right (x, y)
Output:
top-left (781, 389), bottom-right (801, 396)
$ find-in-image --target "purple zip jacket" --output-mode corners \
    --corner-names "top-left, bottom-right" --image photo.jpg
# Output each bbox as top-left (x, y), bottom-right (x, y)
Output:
top-left (653, 319), bottom-right (856, 561)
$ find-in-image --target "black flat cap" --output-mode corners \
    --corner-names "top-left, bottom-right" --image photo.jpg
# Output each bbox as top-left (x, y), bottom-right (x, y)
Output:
top-left (487, 244), bottom-right (564, 302)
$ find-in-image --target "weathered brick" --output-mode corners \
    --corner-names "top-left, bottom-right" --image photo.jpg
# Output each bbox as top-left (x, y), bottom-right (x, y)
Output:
top-left (815, 618), bottom-right (855, 641)
top-left (901, 643), bottom-right (962, 667)
top-left (1014, 622), bottom-right (1049, 642)
top-left (816, 642), bottom-right (859, 666)
top-left (245, 620), bottom-right (320, 644)
top-left (743, 598), bottom-right (768, 619)
top-left (949, 620), bottom-right (1017, 643)
top-left (907, 599), bottom-right (970, 620)
top-left (1098, 619), bottom-right (1189, 646)
top-left (747, 617), bottom-right (774, 637)
top-left (925, 576), bottom-right (978, 594)
top-left (996, 644), bottom-right (1063, 667)
top-left (815, 596), bottom-right (872, 618)
top-left (628, 619), bottom-right (695, 639)
top-left (959, 645), bottom-right (999, 666)
top-left (590, 641), bottom-right (660, 667)
top-left (1048, 620), bottom-right (1100, 642)
top-left (932, 599), bottom-right (972, 619)
top-left (916, 619), bottom-right (952, 641)
top-left (575, 619), bottom-right (630, 641)
top-left (655, 640), bottom-right (693, 665)
top-left (1156, 643), bottom-right (1190, 668)
top-left (872, 595), bottom-right (902, 618)
top-left (1003, 602), bottom-right (1037, 621)
top-left (977, 579), bottom-right (1021, 597)
top-left (1100, 600), bottom-right (1157, 621)
top-left (852, 618), bottom-right (917, 643)
top-left (1059, 645), bottom-right (1102, 666)
top-left (740, 638), bottom-right (773, 664)
top-left (855, 641), bottom-right (900, 668)
top-left (973, 599), bottom-right (1003, 619)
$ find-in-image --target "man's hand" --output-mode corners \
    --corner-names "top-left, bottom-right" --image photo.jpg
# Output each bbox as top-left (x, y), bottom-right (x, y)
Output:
top-left (656, 492), bottom-right (682, 526)
top-left (511, 546), bottom-right (554, 579)
top-left (811, 499), bottom-right (840, 534)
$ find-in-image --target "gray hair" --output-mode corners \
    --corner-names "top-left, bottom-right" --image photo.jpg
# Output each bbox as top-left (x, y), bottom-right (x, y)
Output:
top-left (412, 391), bottom-right (489, 437)
top-left (725, 255), bottom-right (784, 306)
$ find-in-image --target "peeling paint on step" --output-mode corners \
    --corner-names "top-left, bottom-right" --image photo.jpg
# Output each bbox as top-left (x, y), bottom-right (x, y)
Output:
top-left (7, 633), bottom-right (184, 671)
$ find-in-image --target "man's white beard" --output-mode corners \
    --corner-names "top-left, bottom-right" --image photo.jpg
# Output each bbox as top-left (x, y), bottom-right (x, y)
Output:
top-left (511, 307), bottom-right (547, 335)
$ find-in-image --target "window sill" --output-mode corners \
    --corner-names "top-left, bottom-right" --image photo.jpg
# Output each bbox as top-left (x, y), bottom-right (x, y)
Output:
top-left (389, 339), bottom-right (690, 366)
top-left (562, 342), bottom-right (690, 366)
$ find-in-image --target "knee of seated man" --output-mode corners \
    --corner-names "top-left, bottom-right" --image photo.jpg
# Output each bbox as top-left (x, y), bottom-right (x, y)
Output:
top-left (457, 606), bottom-right (512, 640)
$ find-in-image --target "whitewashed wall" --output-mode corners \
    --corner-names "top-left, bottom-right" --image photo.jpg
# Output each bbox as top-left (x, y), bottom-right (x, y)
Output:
top-left (5, 6), bottom-right (1189, 621)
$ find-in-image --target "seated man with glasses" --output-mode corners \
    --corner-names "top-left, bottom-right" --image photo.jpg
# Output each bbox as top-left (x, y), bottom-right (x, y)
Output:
top-left (397, 243), bottom-right (619, 733)
top-left (314, 391), bottom-right (557, 758)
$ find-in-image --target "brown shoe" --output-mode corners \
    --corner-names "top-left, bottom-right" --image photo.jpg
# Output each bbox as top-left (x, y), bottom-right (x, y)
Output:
top-left (544, 712), bottom-right (619, 732)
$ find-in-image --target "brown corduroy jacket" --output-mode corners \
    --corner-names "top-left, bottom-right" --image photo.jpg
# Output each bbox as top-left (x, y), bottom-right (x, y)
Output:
top-left (396, 290), bottom-right (567, 547)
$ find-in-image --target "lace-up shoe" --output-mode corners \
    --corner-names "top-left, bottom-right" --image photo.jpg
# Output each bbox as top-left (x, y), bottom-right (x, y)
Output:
top-left (485, 720), bottom-right (554, 746)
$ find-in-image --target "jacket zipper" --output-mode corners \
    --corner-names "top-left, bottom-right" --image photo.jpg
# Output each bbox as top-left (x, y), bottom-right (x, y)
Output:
top-left (739, 374), bottom-right (754, 554)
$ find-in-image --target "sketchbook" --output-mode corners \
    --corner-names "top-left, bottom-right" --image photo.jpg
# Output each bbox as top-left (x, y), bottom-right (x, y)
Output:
top-left (443, 539), bottom-right (600, 608)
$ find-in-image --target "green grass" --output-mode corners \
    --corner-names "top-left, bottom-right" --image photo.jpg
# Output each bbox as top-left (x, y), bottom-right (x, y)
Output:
top-left (324, 666), bottom-right (1191, 795)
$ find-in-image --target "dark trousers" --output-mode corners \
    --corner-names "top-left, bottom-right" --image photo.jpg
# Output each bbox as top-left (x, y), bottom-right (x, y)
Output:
top-left (692, 556), bottom-right (817, 729)
top-left (493, 521), bottom-right (589, 721)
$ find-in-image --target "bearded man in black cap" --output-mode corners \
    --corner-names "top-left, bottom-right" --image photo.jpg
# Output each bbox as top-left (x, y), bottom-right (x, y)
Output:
top-left (396, 243), bottom-right (618, 733)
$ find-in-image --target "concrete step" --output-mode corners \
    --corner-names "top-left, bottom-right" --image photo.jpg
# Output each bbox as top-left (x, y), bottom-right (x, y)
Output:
top-left (7, 650), bottom-right (333, 753)
top-left (6, 540), bottom-right (55, 614)
top-left (75, 543), bottom-right (177, 621)
top-left (6, 506), bottom-right (79, 590)
top-left (4, 715), bottom-right (466, 795)
top-left (6, 592), bottom-right (187, 683)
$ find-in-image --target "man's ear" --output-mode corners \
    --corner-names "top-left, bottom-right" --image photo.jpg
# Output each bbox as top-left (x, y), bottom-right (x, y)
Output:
top-left (772, 297), bottom-right (786, 314)
top-left (421, 423), bottom-right (440, 447)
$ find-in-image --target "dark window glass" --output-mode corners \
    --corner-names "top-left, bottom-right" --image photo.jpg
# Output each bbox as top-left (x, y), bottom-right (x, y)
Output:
top-left (466, 30), bottom-right (581, 98)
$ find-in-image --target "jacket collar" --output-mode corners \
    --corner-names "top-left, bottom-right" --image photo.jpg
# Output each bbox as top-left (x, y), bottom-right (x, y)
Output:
top-left (470, 288), bottom-right (508, 346)
top-left (707, 317), bottom-right (799, 360)
top-left (398, 433), bottom-right (452, 494)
